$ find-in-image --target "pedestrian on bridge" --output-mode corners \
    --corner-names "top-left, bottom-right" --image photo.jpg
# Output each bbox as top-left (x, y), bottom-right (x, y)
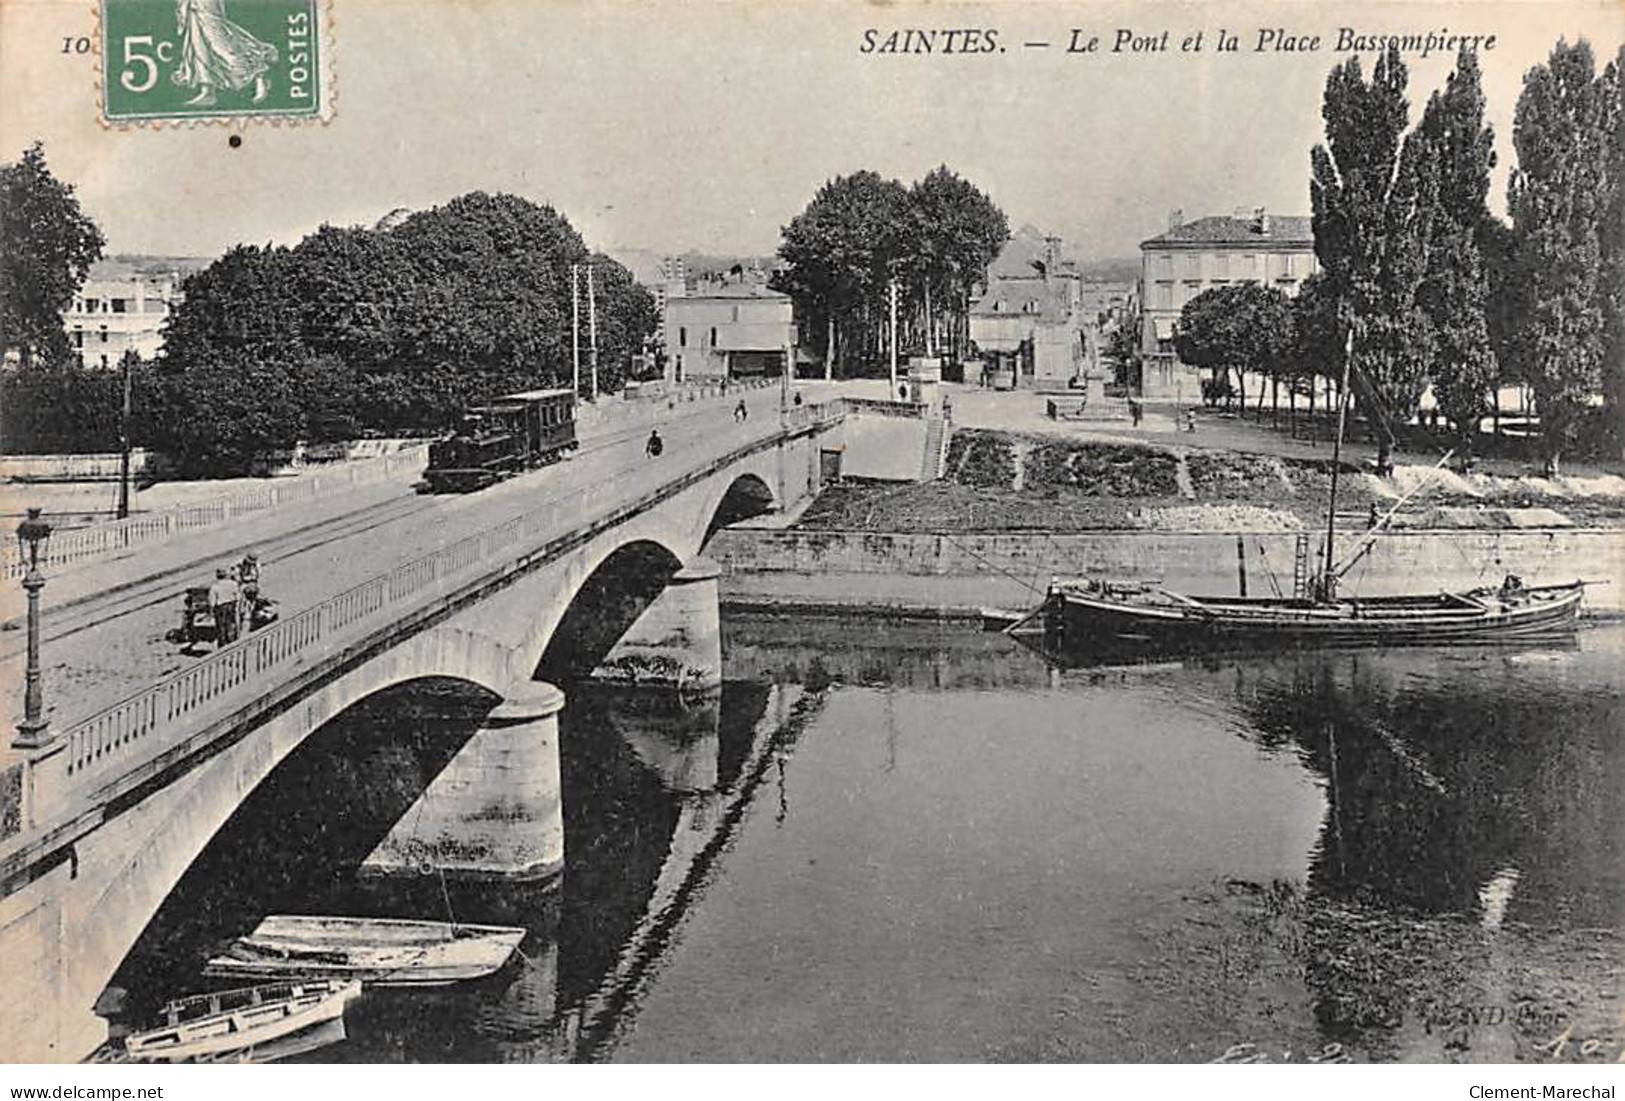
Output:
top-left (734, 399), bottom-right (748, 422)
top-left (646, 429), bottom-right (664, 458)
top-left (238, 551), bottom-right (261, 605)
top-left (210, 567), bottom-right (240, 645)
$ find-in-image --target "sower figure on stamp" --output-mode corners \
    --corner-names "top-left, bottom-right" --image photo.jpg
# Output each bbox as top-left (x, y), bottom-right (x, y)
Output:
top-left (172, 0), bottom-right (280, 106)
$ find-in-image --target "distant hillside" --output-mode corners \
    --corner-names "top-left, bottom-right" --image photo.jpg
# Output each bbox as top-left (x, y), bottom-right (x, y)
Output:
top-left (605, 247), bottom-right (781, 287)
top-left (96, 254), bottom-right (214, 279)
top-left (1072, 257), bottom-right (1140, 283)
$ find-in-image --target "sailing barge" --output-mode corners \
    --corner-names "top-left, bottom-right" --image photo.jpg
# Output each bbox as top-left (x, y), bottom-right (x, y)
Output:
top-left (1045, 329), bottom-right (1590, 653)
top-left (1046, 575), bottom-right (1586, 651)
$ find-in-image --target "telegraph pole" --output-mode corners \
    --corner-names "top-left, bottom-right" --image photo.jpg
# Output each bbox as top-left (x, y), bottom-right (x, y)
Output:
top-left (117, 352), bottom-right (133, 520)
top-left (587, 264), bottom-right (599, 401)
top-left (889, 277), bottom-right (899, 395)
top-left (571, 264), bottom-right (582, 400)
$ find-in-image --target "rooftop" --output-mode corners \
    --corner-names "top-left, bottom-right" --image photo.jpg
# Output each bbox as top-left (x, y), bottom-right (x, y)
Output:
top-left (671, 282), bottom-right (789, 301)
top-left (1140, 214), bottom-right (1313, 249)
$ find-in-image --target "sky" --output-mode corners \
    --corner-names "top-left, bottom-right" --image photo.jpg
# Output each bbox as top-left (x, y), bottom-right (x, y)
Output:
top-left (3, 0), bottom-right (1622, 266)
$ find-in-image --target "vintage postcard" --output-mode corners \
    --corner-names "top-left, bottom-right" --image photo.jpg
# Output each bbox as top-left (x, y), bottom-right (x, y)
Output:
top-left (0, 0), bottom-right (1622, 1085)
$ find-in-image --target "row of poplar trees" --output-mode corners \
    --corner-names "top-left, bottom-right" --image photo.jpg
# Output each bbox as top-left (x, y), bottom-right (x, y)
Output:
top-left (1312, 39), bottom-right (1623, 474)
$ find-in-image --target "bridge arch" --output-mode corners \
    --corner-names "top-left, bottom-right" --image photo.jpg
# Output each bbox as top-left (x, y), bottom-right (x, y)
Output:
top-left (699, 471), bottom-right (778, 547)
top-left (531, 538), bottom-right (687, 681)
top-left (61, 624), bottom-right (527, 1044)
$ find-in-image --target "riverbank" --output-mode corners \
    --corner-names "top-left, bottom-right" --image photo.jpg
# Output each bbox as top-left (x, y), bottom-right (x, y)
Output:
top-left (713, 526), bottom-right (1625, 618)
top-left (799, 429), bottom-right (1625, 533)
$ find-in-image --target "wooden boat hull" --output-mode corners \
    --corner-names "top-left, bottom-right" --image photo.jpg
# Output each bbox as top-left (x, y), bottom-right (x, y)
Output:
top-left (1047, 580), bottom-right (1585, 654)
top-left (122, 980), bottom-right (360, 1063)
top-left (204, 916), bottom-right (526, 986)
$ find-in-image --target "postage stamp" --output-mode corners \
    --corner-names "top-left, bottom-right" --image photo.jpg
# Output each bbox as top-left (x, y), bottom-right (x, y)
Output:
top-left (100, 0), bottom-right (328, 124)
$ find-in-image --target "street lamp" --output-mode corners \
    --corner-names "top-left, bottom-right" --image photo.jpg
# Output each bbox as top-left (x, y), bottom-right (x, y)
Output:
top-left (14, 507), bottom-right (52, 749)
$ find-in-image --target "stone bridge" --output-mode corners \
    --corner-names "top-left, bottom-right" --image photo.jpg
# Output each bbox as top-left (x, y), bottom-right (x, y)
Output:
top-left (0, 392), bottom-right (843, 1062)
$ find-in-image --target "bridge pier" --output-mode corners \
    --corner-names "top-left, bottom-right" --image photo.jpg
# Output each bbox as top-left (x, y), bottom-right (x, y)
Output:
top-left (360, 680), bottom-right (565, 883)
top-left (591, 558), bottom-right (722, 693)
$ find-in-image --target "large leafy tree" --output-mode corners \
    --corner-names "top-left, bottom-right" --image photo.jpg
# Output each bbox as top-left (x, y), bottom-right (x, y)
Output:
top-left (775, 166), bottom-right (1006, 377)
top-left (1507, 39), bottom-right (1613, 474)
top-left (0, 143), bottom-right (105, 367)
top-left (154, 192), bottom-right (656, 473)
top-left (1174, 283), bottom-right (1296, 407)
top-left (905, 166), bottom-right (1009, 360)
top-left (1414, 48), bottom-right (1499, 457)
top-left (1310, 47), bottom-right (1438, 470)
top-left (775, 170), bottom-right (911, 377)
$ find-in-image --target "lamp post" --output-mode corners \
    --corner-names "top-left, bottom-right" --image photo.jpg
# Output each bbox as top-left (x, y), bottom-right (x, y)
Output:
top-left (14, 507), bottom-right (53, 749)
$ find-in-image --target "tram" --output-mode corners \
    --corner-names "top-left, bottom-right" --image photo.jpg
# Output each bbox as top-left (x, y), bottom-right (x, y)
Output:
top-left (421, 388), bottom-right (578, 493)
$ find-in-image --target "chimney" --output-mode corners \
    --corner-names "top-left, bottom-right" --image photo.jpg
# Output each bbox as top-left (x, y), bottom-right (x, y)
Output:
top-left (1042, 235), bottom-right (1061, 283)
top-left (1254, 207), bottom-right (1270, 234)
top-left (1168, 208), bottom-right (1184, 232)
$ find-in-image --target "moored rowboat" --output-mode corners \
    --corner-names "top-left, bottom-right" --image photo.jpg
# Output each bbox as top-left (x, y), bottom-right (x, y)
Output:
top-left (119, 979), bottom-right (360, 1063)
top-left (204, 915), bottom-right (526, 986)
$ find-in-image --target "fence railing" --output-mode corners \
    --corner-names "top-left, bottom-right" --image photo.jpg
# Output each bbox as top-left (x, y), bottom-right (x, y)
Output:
top-left (4, 447), bottom-right (429, 581)
top-left (837, 397), bottom-right (927, 419)
top-left (31, 397), bottom-right (846, 829)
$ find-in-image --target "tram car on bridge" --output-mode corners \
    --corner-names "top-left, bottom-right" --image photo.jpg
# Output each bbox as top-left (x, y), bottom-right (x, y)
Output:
top-left (421, 388), bottom-right (579, 493)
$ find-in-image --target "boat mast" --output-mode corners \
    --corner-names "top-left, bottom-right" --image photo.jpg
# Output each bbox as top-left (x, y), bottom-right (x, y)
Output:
top-left (1319, 328), bottom-right (1355, 600)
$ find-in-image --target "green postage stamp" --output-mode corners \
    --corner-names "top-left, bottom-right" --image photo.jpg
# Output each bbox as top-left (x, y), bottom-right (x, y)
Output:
top-left (100, 0), bottom-right (328, 123)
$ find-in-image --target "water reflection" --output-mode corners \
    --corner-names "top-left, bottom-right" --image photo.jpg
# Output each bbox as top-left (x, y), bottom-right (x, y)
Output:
top-left (110, 617), bottom-right (1622, 1063)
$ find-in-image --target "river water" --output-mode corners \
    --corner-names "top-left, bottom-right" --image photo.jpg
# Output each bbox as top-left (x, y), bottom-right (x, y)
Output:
top-left (111, 617), bottom-right (1625, 1063)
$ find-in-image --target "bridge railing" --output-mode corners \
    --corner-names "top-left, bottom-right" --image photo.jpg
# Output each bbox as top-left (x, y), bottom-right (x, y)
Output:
top-left (3, 447), bottom-right (430, 581)
top-left (10, 396), bottom-right (846, 839)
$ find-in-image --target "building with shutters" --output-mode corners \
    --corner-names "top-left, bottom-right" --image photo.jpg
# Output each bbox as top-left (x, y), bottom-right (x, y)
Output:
top-left (1137, 209), bottom-right (1317, 397)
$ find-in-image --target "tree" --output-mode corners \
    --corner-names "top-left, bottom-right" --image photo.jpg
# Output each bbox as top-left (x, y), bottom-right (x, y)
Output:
top-left (153, 191), bottom-right (658, 471)
top-left (1174, 283), bottom-right (1296, 408)
top-left (775, 170), bottom-right (911, 377)
top-left (1310, 47), bottom-right (1438, 470)
top-left (1414, 48), bottom-right (1499, 459)
top-left (1507, 39), bottom-right (1613, 474)
top-left (1599, 47), bottom-right (1625, 454)
top-left (905, 166), bottom-right (1009, 360)
top-left (775, 167), bottom-right (1006, 377)
top-left (0, 143), bottom-right (105, 367)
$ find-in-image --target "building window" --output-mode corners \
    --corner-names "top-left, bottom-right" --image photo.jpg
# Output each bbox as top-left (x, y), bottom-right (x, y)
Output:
top-left (85, 299), bottom-right (98, 314)
top-left (679, 326), bottom-right (687, 347)
top-left (73, 328), bottom-right (83, 348)
top-left (111, 298), bottom-right (128, 313)
top-left (99, 327), bottom-right (108, 343)
top-left (709, 326), bottom-right (718, 347)
top-left (1155, 282), bottom-right (1174, 310)
top-left (99, 354), bottom-right (109, 368)
top-left (1182, 281), bottom-right (1202, 306)
top-left (1182, 254), bottom-right (1201, 279)
top-left (1158, 254), bottom-right (1173, 279)
top-left (1213, 253), bottom-right (1228, 279)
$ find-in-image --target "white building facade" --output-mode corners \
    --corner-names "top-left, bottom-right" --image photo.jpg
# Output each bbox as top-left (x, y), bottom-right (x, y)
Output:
top-left (1137, 209), bottom-right (1318, 397)
top-left (65, 266), bottom-right (184, 368)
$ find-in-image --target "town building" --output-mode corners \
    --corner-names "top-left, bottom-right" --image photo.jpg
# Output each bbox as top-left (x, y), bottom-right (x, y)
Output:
top-left (63, 260), bottom-right (188, 368)
top-left (662, 280), bottom-right (795, 380)
top-left (969, 229), bottom-right (1088, 387)
top-left (1137, 209), bottom-right (1317, 397)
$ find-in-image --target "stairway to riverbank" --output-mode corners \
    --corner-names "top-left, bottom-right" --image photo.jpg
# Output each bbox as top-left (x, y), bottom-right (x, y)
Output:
top-left (921, 416), bottom-right (949, 481)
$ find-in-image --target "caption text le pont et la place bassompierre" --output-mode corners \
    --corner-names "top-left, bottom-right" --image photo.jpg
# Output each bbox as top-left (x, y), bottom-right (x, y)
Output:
top-left (859, 26), bottom-right (1497, 58)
